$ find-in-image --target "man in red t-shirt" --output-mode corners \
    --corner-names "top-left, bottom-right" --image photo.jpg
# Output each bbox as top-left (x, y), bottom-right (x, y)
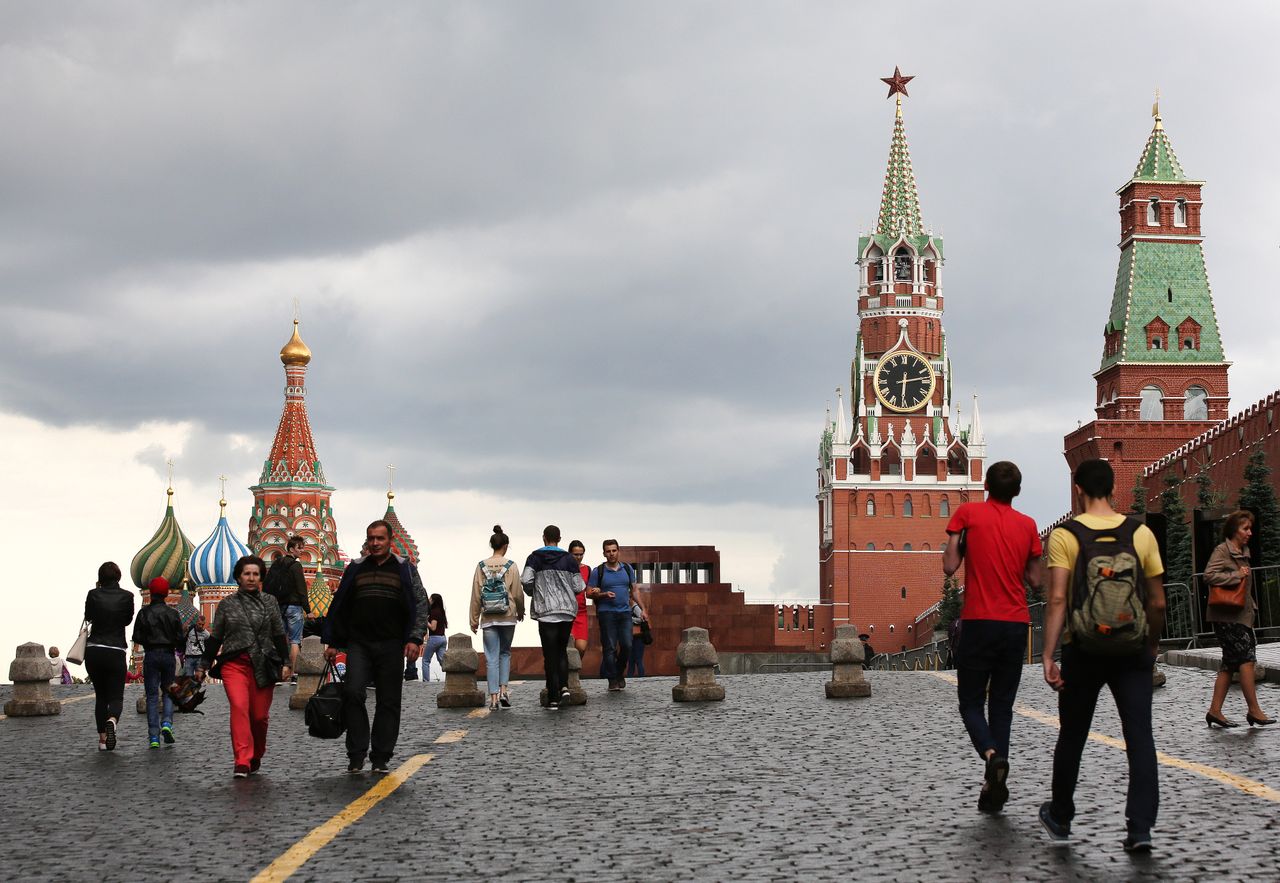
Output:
top-left (943, 461), bottom-right (1044, 815)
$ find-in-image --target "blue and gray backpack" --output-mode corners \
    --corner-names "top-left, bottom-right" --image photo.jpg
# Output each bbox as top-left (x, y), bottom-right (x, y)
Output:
top-left (479, 560), bottom-right (513, 614)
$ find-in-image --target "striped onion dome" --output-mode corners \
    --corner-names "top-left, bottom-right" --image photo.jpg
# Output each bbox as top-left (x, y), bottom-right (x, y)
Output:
top-left (175, 586), bottom-right (200, 630)
top-left (383, 492), bottom-right (420, 565)
top-left (188, 499), bottom-right (252, 587)
top-left (308, 570), bottom-right (334, 617)
top-left (131, 487), bottom-right (195, 591)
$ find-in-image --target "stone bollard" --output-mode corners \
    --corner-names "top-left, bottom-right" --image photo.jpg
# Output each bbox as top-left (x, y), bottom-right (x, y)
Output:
top-left (437, 633), bottom-right (485, 708)
top-left (290, 636), bottom-right (326, 710)
top-left (5, 644), bottom-right (62, 716)
top-left (672, 627), bottom-right (725, 702)
top-left (825, 625), bottom-right (872, 698)
top-left (541, 647), bottom-right (588, 707)
top-left (1152, 666), bottom-right (1167, 689)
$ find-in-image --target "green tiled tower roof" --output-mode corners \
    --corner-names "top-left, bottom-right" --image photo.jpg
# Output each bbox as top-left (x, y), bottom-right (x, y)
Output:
top-left (1131, 120), bottom-right (1187, 182)
top-left (876, 104), bottom-right (924, 238)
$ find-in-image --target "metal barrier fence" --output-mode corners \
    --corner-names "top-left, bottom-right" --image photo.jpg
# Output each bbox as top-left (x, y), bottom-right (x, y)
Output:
top-left (870, 603), bottom-right (1045, 672)
top-left (1189, 564), bottom-right (1280, 646)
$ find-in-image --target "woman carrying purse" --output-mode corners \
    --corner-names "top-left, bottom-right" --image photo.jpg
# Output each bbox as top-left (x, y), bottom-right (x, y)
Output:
top-left (196, 555), bottom-right (291, 777)
top-left (83, 562), bottom-right (136, 750)
top-left (1203, 510), bottom-right (1274, 728)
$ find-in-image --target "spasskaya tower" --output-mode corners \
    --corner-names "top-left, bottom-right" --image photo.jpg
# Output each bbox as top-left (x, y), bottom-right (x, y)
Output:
top-left (817, 70), bottom-right (986, 651)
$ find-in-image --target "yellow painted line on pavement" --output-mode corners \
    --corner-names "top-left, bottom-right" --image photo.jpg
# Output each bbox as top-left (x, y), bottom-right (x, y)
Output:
top-left (250, 753), bottom-right (434, 883)
top-left (0, 693), bottom-right (96, 721)
top-left (927, 672), bottom-right (1280, 803)
top-left (434, 729), bottom-right (467, 744)
top-left (467, 707), bottom-right (490, 719)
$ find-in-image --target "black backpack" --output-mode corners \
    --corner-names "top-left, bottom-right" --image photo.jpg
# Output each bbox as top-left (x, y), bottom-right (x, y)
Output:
top-left (304, 662), bottom-right (346, 739)
top-left (264, 557), bottom-right (292, 608)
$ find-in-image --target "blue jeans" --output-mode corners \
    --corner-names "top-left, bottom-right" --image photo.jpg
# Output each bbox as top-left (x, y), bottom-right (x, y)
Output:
top-left (627, 636), bottom-right (646, 677)
top-left (597, 611), bottom-right (633, 681)
top-left (482, 625), bottom-right (515, 695)
top-left (181, 655), bottom-right (203, 678)
top-left (422, 635), bottom-right (447, 680)
top-left (283, 605), bottom-right (305, 646)
top-left (143, 648), bottom-right (176, 742)
top-left (954, 619), bottom-right (1027, 759)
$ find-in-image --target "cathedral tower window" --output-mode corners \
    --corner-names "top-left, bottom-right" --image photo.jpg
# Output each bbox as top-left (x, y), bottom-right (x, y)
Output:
top-left (1184, 386), bottom-right (1208, 420)
top-left (894, 247), bottom-right (913, 281)
top-left (866, 497), bottom-right (876, 516)
top-left (1140, 385), bottom-right (1164, 420)
top-left (903, 496), bottom-right (913, 517)
top-left (939, 495), bottom-right (950, 517)
top-left (1146, 196), bottom-right (1160, 226)
top-left (1174, 198), bottom-right (1187, 227)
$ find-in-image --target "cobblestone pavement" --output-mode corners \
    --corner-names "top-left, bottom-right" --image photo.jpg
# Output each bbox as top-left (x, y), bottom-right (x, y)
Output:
top-left (1166, 643), bottom-right (1280, 682)
top-left (2, 664), bottom-right (1278, 882)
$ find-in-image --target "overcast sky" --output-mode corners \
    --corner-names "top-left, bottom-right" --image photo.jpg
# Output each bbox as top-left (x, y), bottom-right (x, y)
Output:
top-left (4, 2), bottom-right (1280, 672)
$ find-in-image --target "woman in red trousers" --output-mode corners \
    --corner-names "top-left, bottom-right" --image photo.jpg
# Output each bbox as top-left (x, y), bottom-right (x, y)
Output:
top-left (196, 555), bottom-right (290, 777)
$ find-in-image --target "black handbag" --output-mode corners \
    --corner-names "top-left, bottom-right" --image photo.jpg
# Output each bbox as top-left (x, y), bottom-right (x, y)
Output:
top-left (639, 619), bottom-right (654, 646)
top-left (304, 662), bottom-right (346, 739)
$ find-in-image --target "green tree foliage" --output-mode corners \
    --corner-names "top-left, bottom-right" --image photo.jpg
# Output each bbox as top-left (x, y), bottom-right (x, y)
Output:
top-left (1238, 444), bottom-right (1280, 567)
top-left (1160, 472), bottom-right (1192, 589)
top-left (938, 576), bottom-right (963, 634)
top-left (1130, 479), bottom-right (1148, 516)
top-left (1194, 466), bottom-right (1225, 511)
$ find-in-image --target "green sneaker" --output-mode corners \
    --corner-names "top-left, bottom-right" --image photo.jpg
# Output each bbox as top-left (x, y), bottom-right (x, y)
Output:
top-left (160, 724), bottom-right (175, 744)
top-left (149, 740), bottom-right (161, 749)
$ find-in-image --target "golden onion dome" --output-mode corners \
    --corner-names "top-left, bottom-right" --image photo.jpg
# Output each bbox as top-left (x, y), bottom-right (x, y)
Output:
top-left (280, 319), bottom-right (312, 366)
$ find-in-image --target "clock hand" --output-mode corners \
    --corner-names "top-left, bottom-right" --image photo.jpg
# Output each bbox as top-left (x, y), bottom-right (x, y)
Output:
top-left (900, 375), bottom-right (908, 397)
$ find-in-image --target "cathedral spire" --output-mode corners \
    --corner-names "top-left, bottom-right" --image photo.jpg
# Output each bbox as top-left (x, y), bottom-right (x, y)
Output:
top-left (874, 69), bottom-right (925, 238)
top-left (834, 387), bottom-right (849, 445)
top-left (1130, 91), bottom-right (1188, 183)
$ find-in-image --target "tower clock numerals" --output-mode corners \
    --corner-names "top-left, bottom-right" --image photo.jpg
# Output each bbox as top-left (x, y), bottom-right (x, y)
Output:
top-left (873, 351), bottom-right (936, 413)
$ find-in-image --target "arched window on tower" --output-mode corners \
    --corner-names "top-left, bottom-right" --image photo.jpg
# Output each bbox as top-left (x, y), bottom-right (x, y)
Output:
top-left (903, 496), bottom-right (913, 518)
top-left (1140, 385), bottom-right (1164, 420)
top-left (1174, 197), bottom-right (1187, 227)
top-left (1146, 196), bottom-right (1160, 226)
top-left (866, 496), bottom-right (876, 516)
top-left (894, 247), bottom-right (913, 281)
top-left (1184, 386), bottom-right (1208, 420)
top-left (939, 495), bottom-right (950, 517)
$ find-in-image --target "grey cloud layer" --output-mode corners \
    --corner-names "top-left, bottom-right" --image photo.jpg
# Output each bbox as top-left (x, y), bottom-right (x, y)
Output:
top-left (4, 2), bottom-right (1280, 529)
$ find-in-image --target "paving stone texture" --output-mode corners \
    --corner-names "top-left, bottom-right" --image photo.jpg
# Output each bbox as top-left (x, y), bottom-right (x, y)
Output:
top-left (1, 663), bottom-right (1277, 882)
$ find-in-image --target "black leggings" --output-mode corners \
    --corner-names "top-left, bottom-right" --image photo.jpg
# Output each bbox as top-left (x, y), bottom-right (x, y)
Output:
top-left (85, 646), bottom-right (127, 733)
top-left (538, 621), bottom-right (573, 699)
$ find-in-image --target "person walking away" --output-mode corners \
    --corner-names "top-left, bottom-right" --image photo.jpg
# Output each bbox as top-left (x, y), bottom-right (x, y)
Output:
top-left (471, 525), bottom-right (526, 709)
top-left (48, 647), bottom-right (72, 685)
top-left (265, 536), bottom-right (310, 678)
top-left (323, 520), bottom-right (429, 773)
top-left (196, 555), bottom-right (290, 777)
top-left (182, 615), bottom-right (210, 678)
top-left (84, 562), bottom-right (135, 750)
top-left (626, 605), bottom-right (649, 678)
top-left (568, 540), bottom-right (591, 663)
top-left (1040, 458), bottom-right (1166, 852)
top-left (587, 539), bottom-right (649, 691)
top-left (522, 525), bottom-right (581, 709)
top-left (1203, 510), bottom-right (1274, 728)
top-left (942, 461), bottom-right (1044, 814)
top-left (422, 595), bottom-right (448, 681)
top-left (131, 578), bottom-right (185, 749)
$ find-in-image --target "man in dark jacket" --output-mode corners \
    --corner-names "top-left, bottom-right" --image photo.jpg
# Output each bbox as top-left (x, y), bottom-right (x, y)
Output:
top-left (324, 520), bottom-right (429, 774)
top-left (131, 577), bottom-right (185, 748)
top-left (267, 536), bottom-right (311, 676)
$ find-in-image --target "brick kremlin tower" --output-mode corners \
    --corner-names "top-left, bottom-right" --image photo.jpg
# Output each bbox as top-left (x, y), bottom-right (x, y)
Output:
top-left (247, 320), bottom-right (345, 592)
top-left (1063, 98), bottom-right (1230, 512)
top-left (817, 70), bottom-right (986, 652)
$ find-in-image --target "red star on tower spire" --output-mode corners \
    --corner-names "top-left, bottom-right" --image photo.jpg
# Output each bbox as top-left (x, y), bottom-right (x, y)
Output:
top-left (880, 66), bottom-right (914, 99)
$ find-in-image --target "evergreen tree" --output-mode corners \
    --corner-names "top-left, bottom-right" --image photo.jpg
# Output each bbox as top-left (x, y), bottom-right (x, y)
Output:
top-left (1194, 466), bottom-right (1224, 512)
top-left (1130, 478), bottom-right (1148, 516)
top-left (938, 576), bottom-right (963, 634)
top-left (1238, 444), bottom-right (1280, 567)
top-left (1160, 473), bottom-right (1192, 590)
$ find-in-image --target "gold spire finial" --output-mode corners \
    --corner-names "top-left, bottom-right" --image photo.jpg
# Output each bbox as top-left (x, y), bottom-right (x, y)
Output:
top-left (1152, 88), bottom-right (1162, 130)
top-left (387, 464), bottom-right (396, 502)
top-left (895, 93), bottom-right (902, 119)
top-left (218, 474), bottom-right (228, 513)
top-left (166, 458), bottom-right (175, 497)
top-left (280, 316), bottom-right (313, 366)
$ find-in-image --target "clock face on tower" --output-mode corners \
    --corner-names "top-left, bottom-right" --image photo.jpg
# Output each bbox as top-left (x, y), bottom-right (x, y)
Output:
top-left (873, 351), bottom-right (936, 412)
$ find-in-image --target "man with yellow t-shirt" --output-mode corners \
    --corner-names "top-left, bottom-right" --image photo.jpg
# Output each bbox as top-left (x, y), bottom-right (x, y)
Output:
top-left (1039, 459), bottom-right (1166, 853)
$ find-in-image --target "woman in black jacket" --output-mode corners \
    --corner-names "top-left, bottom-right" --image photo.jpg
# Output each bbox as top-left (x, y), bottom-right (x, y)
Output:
top-left (83, 562), bottom-right (136, 750)
top-left (197, 555), bottom-right (289, 778)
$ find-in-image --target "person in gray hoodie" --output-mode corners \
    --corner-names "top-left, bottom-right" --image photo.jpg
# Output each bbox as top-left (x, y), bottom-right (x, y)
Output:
top-left (521, 525), bottom-right (581, 709)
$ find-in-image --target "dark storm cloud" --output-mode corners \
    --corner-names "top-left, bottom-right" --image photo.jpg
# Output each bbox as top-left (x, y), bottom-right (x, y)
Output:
top-left (3, 2), bottom-right (1280, 526)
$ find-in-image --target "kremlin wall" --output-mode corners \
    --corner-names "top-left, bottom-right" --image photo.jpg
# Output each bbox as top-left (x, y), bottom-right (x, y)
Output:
top-left (124, 87), bottom-right (1280, 673)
